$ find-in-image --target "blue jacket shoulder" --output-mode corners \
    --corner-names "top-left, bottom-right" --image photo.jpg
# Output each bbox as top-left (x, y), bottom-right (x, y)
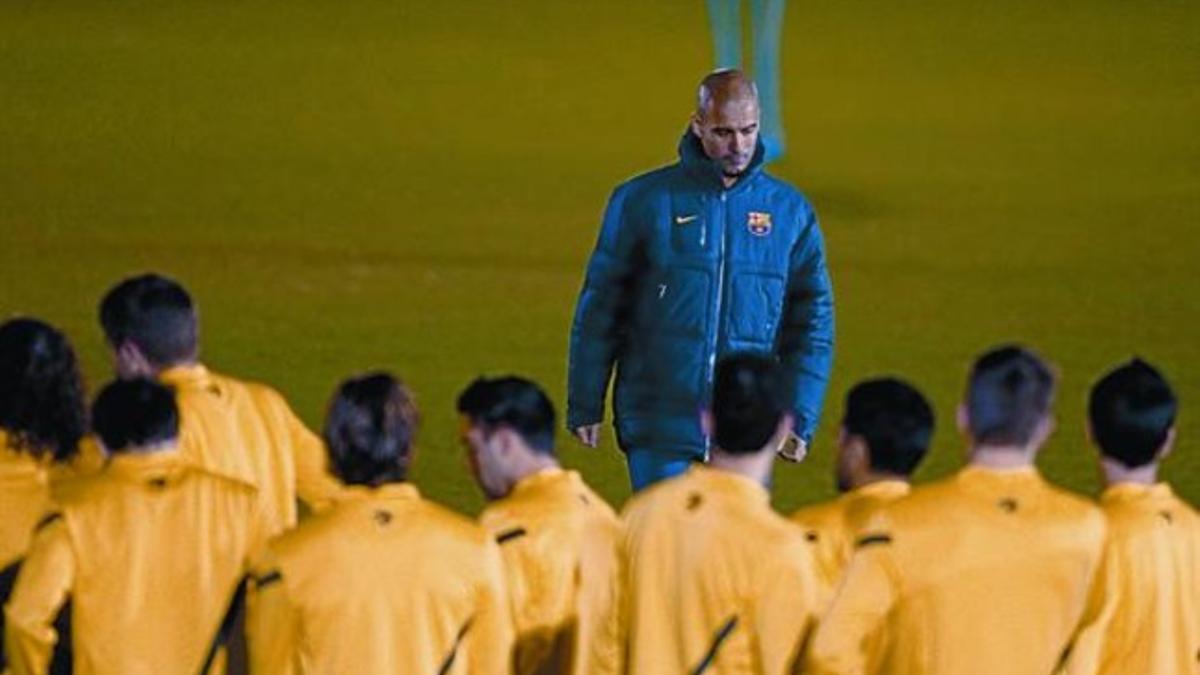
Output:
top-left (757, 172), bottom-right (817, 219)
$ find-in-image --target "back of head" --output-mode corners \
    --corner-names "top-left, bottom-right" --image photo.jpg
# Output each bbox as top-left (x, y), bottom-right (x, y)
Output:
top-left (324, 372), bottom-right (418, 487)
top-left (98, 273), bottom-right (198, 368)
top-left (844, 378), bottom-right (935, 476)
top-left (712, 352), bottom-right (791, 455)
top-left (966, 345), bottom-right (1056, 447)
top-left (1088, 358), bottom-right (1176, 469)
top-left (456, 376), bottom-right (556, 455)
top-left (0, 318), bottom-right (87, 461)
top-left (92, 378), bottom-right (179, 454)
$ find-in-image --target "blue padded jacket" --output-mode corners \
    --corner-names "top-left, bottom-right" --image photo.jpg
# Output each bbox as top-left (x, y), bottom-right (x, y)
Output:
top-left (568, 131), bottom-right (834, 458)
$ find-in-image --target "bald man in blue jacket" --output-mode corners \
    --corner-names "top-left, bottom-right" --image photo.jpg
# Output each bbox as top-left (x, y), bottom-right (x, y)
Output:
top-left (568, 69), bottom-right (834, 491)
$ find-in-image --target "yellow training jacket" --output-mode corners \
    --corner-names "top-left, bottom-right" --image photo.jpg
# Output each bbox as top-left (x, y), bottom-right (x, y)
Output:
top-left (160, 364), bottom-right (343, 536)
top-left (0, 433), bottom-right (105, 571)
top-left (621, 465), bottom-right (821, 675)
top-left (479, 468), bottom-right (622, 675)
top-left (806, 465), bottom-right (1106, 675)
top-left (1064, 482), bottom-right (1200, 675)
top-left (3, 450), bottom-right (263, 675)
top-left (248, 483), bottom-right (514, 675)
top-left (790, 480), bottom-right (910, 597)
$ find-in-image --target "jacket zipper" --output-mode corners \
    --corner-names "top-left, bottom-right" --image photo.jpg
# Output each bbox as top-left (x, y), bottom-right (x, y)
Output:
top-left (704, 191), bottom-right (729, 459)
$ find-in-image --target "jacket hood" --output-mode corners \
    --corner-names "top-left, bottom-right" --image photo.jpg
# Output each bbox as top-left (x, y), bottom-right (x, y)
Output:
top-left (677, 128), bottom-right (766, 190)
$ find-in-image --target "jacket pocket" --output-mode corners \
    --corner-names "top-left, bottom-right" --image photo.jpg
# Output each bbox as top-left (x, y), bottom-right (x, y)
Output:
top-left (728, 272), bottom-right (785, 343)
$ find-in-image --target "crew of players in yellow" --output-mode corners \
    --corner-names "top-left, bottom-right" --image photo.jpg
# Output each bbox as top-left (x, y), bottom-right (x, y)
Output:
top-left (0, 274), bottom-right (1196, 674)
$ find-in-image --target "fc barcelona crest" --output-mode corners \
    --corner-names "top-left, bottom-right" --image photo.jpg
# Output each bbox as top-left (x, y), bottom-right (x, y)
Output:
top-left (747, 211), bottom-right (772, 236)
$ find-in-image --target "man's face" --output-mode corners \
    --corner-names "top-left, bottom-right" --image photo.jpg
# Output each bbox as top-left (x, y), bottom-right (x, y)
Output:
top-left (459, 418), bottom-right (509, 500)
top-left (692, 97), bottom-right (760, 178)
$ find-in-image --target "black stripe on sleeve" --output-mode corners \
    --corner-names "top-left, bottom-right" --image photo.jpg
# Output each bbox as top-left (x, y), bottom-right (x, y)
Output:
top-left (1055, 642), bottom-right (1074, 671)
top-left (855, 533), bottom-right (893, 549)
top-left (436, 617), bottom-right (474, 675)
top-left (495, 527), bottom-right (527, 545)
top-left (196, 576), bottom-right (248, 675)
top-left (35, 513), bottom-right (63, 533)
top-left (254, 570), bottom-right (283, 589)
top-left (691, 615), bottom-right (739, 675)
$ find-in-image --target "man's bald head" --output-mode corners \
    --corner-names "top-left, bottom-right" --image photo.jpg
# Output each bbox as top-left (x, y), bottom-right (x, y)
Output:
top-left (692, 69), bottom-right (761, 182)
top-left (696, 69), bottom-right (760, 118)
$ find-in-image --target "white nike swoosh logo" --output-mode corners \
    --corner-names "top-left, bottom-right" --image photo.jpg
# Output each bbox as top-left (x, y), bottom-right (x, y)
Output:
top-left (674, 215), bottom-right (698, 224)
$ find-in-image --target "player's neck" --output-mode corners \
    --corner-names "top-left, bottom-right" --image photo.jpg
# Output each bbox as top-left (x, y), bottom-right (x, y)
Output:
top-left (968, 444), bottom-right (1036, 470)
top-left (1101, 457), bottom-right (1159, 487)
top-left (509, 454), bottom-right (560, 488)
top-left (709, 448), bottom-right (773, 486)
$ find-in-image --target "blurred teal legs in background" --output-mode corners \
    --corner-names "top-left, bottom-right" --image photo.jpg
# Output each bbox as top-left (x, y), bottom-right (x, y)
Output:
top-left (706, 0), bottom-right (743, 68)
top-left (752, 0), bottom-right (786, 162)
top-left (705, 0), bottom-right (787, 162)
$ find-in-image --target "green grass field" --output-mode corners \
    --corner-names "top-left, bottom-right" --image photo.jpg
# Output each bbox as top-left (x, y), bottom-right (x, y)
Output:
top-left (2, 0), bottom-right (1197, 514)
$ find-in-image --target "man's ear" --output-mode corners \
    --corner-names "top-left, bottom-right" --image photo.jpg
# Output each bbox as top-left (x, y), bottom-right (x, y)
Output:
top-left (771, 413), bottom-right (795, 449)
top-left (842, 433), bottom-right (867, 469)
top-left (1158, 426), bottom-right (1177, 461)
top-left (691, 114), bottom-right (704, 138)
top-left (836, 425), bottom-right (851, 450)
top-left (115, 341), bottom-right (154, 379)
top-left (956, 403), bottom-right (969, 436)
top-left (494, 427), bottom-right (520, 458)
top-left (1031, 414), bottom-right (1056, 449)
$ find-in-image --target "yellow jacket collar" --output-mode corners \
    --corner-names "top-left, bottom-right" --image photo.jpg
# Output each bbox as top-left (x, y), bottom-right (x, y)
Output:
top-left (510, 466), bottom-right (571, 498)
top-left (338, 482), bottom-right (421, 503)
top-left (106, 448), bottom-right (187, 479)
top-left (849, 479), bottom-right (910, 501)
top-left (691, 464), bottom-right (770, 504)
top-left (956, 464), bottom-right (1041, 496)
top-left (1101, 481), bottom-right (1173, 504)
top-left (158, 363), bottom-right (212, 389)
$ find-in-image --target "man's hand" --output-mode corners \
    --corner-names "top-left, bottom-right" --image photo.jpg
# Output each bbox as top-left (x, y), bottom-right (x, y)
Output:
top-left (776, 434), bottom-right (808, 463)
top-left (574, 424), bottom-right (601, 448)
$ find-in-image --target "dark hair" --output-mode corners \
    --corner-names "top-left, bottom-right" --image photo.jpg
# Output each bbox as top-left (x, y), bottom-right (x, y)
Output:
top-left (98, 273), bottom-right (198, 368)
top-left (91, 378), bottom-right (179, 453)
top-left (0, 318), bottom-right (88, 462)
top-left (1088, 359), bottom-right (1176, 469)
top-left (456, 376), bottom-right (556, 455)
top-left (324, 372), bottom-right (418, 487)
top-left (966, 345), bottom-right (1055, 447)
top-left (712, 352), bottom-right (792, 455)
top-left (844, 378), bottom-right (934, 476)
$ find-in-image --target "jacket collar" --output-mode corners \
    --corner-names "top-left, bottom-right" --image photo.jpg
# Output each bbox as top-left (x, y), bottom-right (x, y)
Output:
top-left (678, 129), bottom-right (766, 193)
top-left (158, 363), bottom-right (213, 390)
top-left (106, 448), bottom-right (188, 481)
top-left (955, 463), bottom-right (1042, 496)
top-left (337, 482), bottom-right (421, 503)
top-left (690, 464), bottom-right (770, 504)
top-left (510, 466), bottom-right (573, 499)
top-left (0, 430), bottom-right (49, 480)
top-left (847, 479), bottom-right (910, 501)
top-left (1101, 481), bottom-right (1174, 504)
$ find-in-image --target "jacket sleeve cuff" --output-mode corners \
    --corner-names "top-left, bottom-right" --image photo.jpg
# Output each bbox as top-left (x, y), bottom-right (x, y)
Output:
top-left (566, 407), bottom-right (604, 430)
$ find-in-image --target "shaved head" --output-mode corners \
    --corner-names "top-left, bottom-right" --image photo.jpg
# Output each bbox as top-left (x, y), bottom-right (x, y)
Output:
top-left (691, 69), bottom-right (762, 183)
top-left (696, 69), bottom-right (760, 118)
